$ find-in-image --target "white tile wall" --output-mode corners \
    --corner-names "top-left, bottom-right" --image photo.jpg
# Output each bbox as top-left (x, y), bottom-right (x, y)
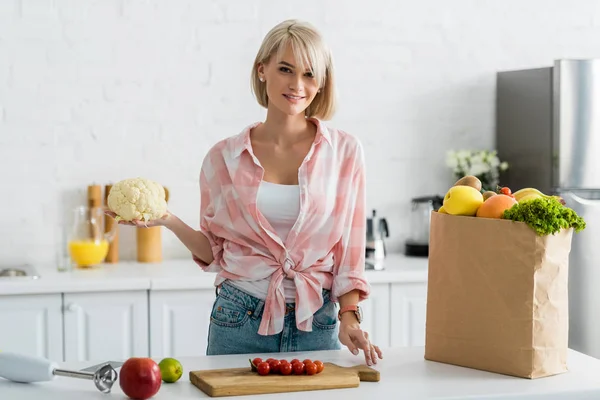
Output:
top-left (2, 0), bottom-right (600, 266)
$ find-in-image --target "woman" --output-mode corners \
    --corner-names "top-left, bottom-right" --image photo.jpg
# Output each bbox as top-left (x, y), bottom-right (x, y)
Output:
top-left (112, 19), bottom-right (383, 366)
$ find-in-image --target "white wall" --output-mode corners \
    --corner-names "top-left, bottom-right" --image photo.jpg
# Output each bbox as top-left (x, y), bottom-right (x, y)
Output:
top-left (2, 0), bottom-right (600, 267)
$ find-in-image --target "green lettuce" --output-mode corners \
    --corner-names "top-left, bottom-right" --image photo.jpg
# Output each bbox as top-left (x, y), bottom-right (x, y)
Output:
top-left (502, 197), bottom-right (586, 236)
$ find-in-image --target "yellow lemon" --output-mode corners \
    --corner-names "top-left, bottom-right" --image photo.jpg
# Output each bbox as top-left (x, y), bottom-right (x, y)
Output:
top-left (443, 186), bottom-right (484, 216)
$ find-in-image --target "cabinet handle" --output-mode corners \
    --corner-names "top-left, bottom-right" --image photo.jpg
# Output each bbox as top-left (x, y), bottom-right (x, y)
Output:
top-left (64, 303), bottom-right (78, 312)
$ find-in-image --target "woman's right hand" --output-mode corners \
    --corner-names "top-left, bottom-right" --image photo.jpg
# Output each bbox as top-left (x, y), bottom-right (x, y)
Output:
top-left (104, 210), bottom-right (172, 229)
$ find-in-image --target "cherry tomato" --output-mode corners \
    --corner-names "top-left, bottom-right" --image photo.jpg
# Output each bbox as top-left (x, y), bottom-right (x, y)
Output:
top-left (279, 362), bottom-right (292, 375)
top-left (292, 362), bottom-right (305, 375)
top-left (265, 358), bottom-right (276, 363)
top-left (313, 360), bottom-right (324, 373)
top-left (257, 362), bottom-right (270, 376)
top-left (290, 359), bottom-right (300, 365)
top-left (500, 187), bottom-right (511, 196)
top-left (305, 362), bottom-right (317, 375)
top-left (302, 359), bottom-right (312, 366)
top-left (268, 359), bottom-right (281, 374)
top-left (252, 358), bottom-right (262, 367)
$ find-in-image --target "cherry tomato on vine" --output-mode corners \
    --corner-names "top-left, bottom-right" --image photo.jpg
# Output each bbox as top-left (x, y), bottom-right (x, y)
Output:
top-left (257, 362), bottom-right (270, 376)
top-left (280, 362), bottom-right (292, 375)
top-left (313, 360), bottom-right (324, 373)
top-left (292, 362), bottom-right (305, 375)
top-left (268, 359), bottom-right (281, 374)
top-left (252, 358), bottom-right (262, 367)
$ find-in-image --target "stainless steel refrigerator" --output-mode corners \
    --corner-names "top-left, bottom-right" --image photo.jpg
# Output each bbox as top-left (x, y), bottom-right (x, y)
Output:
top-left (496, 59), bottom-right (600, 359)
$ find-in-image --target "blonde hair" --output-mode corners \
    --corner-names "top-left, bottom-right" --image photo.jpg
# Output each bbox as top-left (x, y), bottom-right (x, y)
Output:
top-left (251, 19), bottom-right (337, 120)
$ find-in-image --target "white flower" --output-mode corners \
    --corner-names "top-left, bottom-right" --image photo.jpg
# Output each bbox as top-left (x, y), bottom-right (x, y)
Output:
top-left (489, 155), bottom-right (500, 168)
top-left (446, 147), bottom-right (509, 188)
top-left (468, 161), bottom-right (490, 176)
top-left (469, 152), bottom-right (484, 167)
top-left (446, 150), bottom-right (458, 169)
top-left (456, 150), bottom-right (471, 164)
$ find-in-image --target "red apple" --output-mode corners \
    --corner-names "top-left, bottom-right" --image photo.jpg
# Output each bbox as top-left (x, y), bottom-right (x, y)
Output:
top-left (119, 357), bottom-right (162, 400)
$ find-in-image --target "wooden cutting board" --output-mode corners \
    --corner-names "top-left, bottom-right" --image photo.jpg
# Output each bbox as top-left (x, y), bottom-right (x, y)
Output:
top-left (189, 362), bottom-right (380, 397)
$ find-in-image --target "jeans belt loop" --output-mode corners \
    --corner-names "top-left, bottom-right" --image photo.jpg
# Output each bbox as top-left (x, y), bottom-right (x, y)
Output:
top-left (252, 299), bottom-right (265, 320)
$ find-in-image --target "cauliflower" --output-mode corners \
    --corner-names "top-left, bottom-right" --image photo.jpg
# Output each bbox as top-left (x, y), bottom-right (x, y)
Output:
top-left (107, 177), bottom-right (168, 222)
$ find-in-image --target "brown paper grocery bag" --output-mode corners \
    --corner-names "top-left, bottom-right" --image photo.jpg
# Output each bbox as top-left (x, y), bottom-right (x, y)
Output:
top-left (424, 211), bottom-right (574, 379)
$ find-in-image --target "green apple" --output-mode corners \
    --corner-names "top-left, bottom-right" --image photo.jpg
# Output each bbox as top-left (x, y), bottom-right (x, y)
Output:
top-left (443, 186), bottom-right (484, 216)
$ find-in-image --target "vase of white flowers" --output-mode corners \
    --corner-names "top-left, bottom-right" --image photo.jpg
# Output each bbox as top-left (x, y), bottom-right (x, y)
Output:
top-left (446, 149), bottom-right (509, 192)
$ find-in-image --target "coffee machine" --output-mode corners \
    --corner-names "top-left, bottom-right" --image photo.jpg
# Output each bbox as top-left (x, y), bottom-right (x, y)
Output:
top-left (404, 195), bottom-right (444, 257)
top-left (365, 209), bottom-right (389, 270)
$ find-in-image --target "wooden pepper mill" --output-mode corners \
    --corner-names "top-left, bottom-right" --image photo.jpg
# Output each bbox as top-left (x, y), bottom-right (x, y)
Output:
top-left (136, 187), bottom-right (169, 263)
top-left (87, 184), bottom-right (102, 242)
top-left (104, 184), bottom-right (119, 263)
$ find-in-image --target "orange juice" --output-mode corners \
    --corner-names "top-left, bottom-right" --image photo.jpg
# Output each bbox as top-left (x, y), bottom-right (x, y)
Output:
top-left (68, 239), bottom-right (109, 267)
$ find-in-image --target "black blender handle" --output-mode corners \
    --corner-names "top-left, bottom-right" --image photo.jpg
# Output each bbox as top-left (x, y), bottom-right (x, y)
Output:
top-left (379, 218), bottom-right (389, 238)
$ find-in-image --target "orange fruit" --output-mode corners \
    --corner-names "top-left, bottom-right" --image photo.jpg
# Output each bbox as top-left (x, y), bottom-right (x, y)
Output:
top-left (476, 194), bottom-right (517, 219)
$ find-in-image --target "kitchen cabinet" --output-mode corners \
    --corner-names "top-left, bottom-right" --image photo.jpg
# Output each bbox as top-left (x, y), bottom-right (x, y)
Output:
top-left (0, 255), bottom-right (430, 362)
top-left (359, 283), bottom-right (390, 348)
top-left (149, 289), bottom-right (216, 358)
top-left (0, 294), bottom-right (63, 361)
top-left (63, 290), bottom-right (149, 362)
top-left (390, 282), bottom-right (428, 347)
top-left (0, 284), bottom-right (429, 362)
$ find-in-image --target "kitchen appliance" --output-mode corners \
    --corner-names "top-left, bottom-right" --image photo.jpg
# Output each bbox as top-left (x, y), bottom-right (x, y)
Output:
top-left (404, 195), bottom-right (444, 257)
top-left (189, 362), bottom-right (379, 397)
top-left (0, 352), bottom-right (118, 393)
top-left (496, 59), bottom-right (600, 359)
top-left (365, 209), bottom-right (389, 270)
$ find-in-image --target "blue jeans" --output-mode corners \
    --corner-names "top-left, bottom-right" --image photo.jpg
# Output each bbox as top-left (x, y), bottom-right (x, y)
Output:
top-left (206, 281), bottom-right (342, 355)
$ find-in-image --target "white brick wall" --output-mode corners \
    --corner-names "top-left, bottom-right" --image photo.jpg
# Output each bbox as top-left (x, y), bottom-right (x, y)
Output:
top-left (2, 0), bottom-right (600, 267)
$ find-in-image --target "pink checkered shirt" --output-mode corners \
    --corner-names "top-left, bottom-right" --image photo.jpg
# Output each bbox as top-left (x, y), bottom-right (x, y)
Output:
top-left (193, 118), bottom-right (370, 335)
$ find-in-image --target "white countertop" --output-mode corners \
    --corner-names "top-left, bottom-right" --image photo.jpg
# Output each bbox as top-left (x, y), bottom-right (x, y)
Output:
top-left (0, 253), bottom-right (428, 295)
top-left (1, 346), bottom-right (600, 399)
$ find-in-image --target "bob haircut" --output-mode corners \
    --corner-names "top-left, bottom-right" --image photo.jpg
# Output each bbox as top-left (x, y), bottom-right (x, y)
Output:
top-left (251, 19), bottom-right (337, 120)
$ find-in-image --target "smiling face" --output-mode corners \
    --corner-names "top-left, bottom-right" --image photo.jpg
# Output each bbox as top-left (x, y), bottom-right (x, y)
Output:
top-left (257, 44), bottom-right (320, 117)
top-left (251, 20), bottom-right (336, 120)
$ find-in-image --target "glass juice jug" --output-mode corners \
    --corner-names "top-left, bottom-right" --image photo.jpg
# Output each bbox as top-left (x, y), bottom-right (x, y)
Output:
top-left (68, 206), bottom-right (116, 268)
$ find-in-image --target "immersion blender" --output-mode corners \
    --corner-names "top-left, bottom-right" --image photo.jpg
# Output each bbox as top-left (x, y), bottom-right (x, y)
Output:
top-left (0, 352), bottom-right (117, 393)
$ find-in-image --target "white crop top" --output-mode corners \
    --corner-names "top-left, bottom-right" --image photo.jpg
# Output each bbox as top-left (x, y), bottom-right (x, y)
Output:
top-left (226, 181), bottom-right (300, 302)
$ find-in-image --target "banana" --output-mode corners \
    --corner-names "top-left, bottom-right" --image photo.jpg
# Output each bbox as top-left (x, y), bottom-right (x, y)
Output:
top-left (512, 188), bottom-right (547, 201)
top-left (517, 193), bottom-right (543, 203)
top-left (512, 187), bottom-right (563, 203)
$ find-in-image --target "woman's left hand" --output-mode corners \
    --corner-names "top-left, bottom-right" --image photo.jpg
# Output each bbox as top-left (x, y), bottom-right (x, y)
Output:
top-left (104, 210), bottom-right (171, 228)
top-left (338, 319), bottom-right (383, 366)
